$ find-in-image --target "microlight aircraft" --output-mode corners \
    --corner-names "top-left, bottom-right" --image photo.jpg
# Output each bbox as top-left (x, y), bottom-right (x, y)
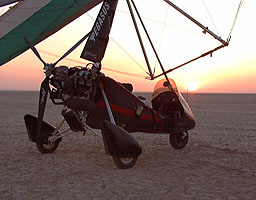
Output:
top-left (0, 0), bottom-right (243, 168)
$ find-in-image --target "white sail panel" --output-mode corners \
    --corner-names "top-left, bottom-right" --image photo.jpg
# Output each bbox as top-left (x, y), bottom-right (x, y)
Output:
top-left (0, 0), bottom-right (20, 7)
top-left (0, 0), bottom-right (52, 39)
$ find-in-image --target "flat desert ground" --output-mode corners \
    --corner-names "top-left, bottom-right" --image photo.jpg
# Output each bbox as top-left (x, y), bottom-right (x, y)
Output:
top-left (0, 91), bottom-right (255, 199)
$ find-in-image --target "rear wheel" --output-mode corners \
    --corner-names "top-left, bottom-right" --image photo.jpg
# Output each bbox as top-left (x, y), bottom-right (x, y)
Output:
top-left (169, 131), bottom-right (188, 149)
top-left (36, 138), bottom-right (61, 153)
top-left (112, 155), bottom-right (138, 169)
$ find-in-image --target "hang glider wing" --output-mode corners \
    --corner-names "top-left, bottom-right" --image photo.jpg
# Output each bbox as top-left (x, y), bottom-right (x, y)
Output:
top-left (0, 0), bottom-right (103, 66)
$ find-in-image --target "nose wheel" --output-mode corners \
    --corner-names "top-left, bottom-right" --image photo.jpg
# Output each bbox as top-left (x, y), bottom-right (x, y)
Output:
top-left (169, 131), bottom-right (188, 149)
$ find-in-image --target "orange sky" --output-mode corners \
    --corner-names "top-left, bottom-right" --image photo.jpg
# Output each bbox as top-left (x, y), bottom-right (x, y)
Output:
top-left (0, 0), bottom-right (255, 93)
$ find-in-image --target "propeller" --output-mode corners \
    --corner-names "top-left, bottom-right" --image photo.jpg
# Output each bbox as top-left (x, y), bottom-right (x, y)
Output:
top-left (24, 37), bottom-right (46, 66)
top-left (24, 33), bottom-right (90, 143)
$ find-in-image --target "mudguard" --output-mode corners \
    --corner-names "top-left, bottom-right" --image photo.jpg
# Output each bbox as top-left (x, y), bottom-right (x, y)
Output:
top-left (101, 120), bottom-right (142, 157)
top-left (24, 114), bottom-right (59, 144)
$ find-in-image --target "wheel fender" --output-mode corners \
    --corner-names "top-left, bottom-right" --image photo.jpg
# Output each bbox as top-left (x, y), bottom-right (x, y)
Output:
top-left (24, 114), bottom-right (59, 143)
top-left (101, 120), bottom-right (142, 157)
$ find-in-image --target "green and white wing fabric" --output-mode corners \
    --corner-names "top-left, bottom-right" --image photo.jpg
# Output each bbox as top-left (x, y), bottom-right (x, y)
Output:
top-left (0, 0), bottom-right (102, 66)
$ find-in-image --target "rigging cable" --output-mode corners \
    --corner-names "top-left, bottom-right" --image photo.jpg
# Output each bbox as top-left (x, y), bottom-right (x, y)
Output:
top-left (37, 1), bottom-right (244, 80)
top-left (117, 9), bottom-right (212, 38)
top-left (37, 49), bottom-right (146, 79)
top-left (201, 0), bottom-right (220, 36)
top-left (86, 12), bottom-right (148, 75)
top-left (153, 6), bottom-right (169, 76)
top-left (228, 0), bottom-right (244, 41)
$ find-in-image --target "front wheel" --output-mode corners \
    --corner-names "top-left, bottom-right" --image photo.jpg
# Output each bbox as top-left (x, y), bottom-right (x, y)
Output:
top-left (36, 138), bottom-right (61, 153)
top-left (112, 155), bottom-right (138, 169)
top-left (169, 131), bottom-right (188, 149)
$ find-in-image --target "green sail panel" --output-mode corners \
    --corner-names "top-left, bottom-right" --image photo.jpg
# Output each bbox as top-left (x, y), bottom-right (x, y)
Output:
top-left (0, 0), bottom-right (102, 66)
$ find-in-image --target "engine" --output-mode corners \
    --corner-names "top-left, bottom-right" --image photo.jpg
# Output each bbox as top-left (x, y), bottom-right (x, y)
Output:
top-left (49, 65), bottom-right (98, 103)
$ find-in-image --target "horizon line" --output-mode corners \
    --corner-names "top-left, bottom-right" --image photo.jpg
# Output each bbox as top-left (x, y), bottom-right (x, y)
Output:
top-left (0, 90), bottom-right (255, 95)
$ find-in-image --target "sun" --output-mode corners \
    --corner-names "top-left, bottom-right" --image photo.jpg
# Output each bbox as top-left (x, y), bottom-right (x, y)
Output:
top-left (187, 81), bottom-right (198, 92)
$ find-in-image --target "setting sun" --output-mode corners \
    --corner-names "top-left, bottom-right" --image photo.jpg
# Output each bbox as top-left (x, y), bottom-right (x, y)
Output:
top-left (187, 81), bottom-right (198, 92)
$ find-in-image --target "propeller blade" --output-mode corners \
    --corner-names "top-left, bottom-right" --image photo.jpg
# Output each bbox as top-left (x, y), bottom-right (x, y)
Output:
top-left (24, 36), bottom-right (46, 66)
top-left (53, 32), bottom-right (91, 66)
top-left (36, 77), bottom-right (49, 143)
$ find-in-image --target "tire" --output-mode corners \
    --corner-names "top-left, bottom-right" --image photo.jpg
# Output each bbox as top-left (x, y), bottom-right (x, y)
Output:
top-left (169, 131), bottom-right (188, 149)
top-left (112, 155), bottom-right (138, 169)
top-left (36, 138), bottom-right (61, 153)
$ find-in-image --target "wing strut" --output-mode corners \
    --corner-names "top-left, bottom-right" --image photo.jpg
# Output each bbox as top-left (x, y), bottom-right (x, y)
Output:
top-left (126, 0), bottom-right (153, 79)
top-left (126, 0), bottom-right (172, 86)
top-left (153, 44), bottom-right (226, 79)
top-left (128, 0), bottom-right (172, 84)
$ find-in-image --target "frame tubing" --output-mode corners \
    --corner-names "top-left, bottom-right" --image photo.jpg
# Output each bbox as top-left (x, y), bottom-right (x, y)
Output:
top-left (130, 0), bottom-right (171, 85)
top-left (154, 44), bottom-right (226, 79)
top-left (52, 118), bottom-right (66, 136)
top-left (49, 127), bottom-right (71, 143)
top-left (75, 111), bottom-right (103, 138)
top-left (100, 88), bottom-right (116, 124)
top-left (126, 0), bottom-right (153, 79)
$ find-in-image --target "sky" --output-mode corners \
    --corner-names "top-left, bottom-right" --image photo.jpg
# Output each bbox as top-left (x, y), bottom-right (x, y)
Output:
top-left (0, 0), bottom-right (255, 93)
